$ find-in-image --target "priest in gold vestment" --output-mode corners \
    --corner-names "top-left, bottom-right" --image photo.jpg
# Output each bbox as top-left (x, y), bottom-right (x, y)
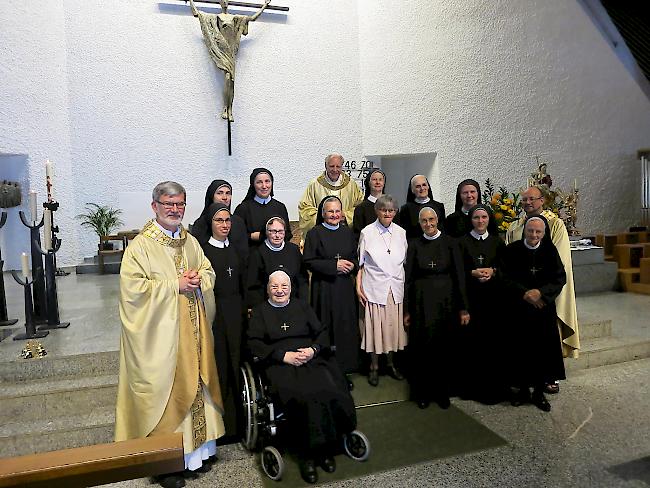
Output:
top-left (506, 186), bottom-right (580, 362)
top-left (115, 181), bottom-right (224, 486)
top-left (298, 153), bottom-right (364, 237)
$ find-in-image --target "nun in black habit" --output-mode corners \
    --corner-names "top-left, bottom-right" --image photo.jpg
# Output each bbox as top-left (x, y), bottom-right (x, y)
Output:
top-left (352, 168), bottom-right (386, 239)
top-left (200, 202), bottom-right (247, 438)
top-left (191, 179), bottom-right (249, 262)
top-left (247, 270), bottom-right (357, 484)
top-left (404, 206), bottom-right (469, 409)
top-left (246, 216), bottom-right (309, 308)
top-left (303, 196), bottom-right (360, 379)
top-left (500, 215), bottom-right (566, 412)
top-left (234, 168), bottom-right (293, 248)
top-left (446, 179), bottom-right (483, 238)
top-left (397, 174), bottom-right (446, 239)
top-left (457, 204), bottom-right (507, 403)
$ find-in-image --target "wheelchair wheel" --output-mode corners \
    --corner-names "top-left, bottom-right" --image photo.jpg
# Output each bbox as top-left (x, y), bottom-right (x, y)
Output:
top-left (261, 446), bottom-right (284, 481)
top-left (241, 363), bottom-right (258, 450)
top-left (343, 430), bottom-right (370, 461)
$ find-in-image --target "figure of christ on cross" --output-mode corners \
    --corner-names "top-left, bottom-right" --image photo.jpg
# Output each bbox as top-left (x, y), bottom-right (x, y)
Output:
top-left (226, 266), bottom-right (233, 277)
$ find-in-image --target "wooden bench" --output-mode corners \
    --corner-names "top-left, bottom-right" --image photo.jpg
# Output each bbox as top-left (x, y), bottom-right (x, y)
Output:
top-left (613, 243), bottom-right (646, 269)
top-left (0, 433), bottom-right (183, 488)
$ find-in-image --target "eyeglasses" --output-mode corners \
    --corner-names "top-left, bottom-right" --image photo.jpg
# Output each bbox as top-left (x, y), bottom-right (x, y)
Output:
top-left (378, 208), bottom-right (396, 214)
top-left (521, 197), bottom-right (543, 203)
top-left (213, 218), bottom-right (231, 224)
top-left (267, 229), bottom-right (285, 235)
top-left (157, 200), bottom-right (186, 209)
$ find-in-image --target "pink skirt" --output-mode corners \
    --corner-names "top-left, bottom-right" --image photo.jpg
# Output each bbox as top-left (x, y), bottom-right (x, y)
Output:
top-left (359, 289), bottom-right (407, 354)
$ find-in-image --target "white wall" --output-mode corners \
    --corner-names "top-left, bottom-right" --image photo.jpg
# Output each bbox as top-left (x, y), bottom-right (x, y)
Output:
top-left (358, 0), bottom-right (650, 234)
top-left (2, 0), bottom-right (650, 268)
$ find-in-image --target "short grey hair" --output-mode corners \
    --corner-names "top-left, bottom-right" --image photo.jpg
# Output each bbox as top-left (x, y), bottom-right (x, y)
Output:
top-left (152, 181), bottom-right (186, 202)
top-left (375, 194), bottom-right (398, 211)
top-left (325, 153), bottom-right (344, 166)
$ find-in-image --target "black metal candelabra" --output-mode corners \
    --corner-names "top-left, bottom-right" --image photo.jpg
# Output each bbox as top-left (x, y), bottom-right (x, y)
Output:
top-left (34, 237), bottom-right (69, 330)
top-left (19, 211), bottom-right (48, 323)
top-left (10, 270), bottom-right (48, 341)
top-left (0, 211), bottom-right (19, 327)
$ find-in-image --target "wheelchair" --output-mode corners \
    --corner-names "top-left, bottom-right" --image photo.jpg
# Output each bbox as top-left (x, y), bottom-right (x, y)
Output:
top-left (240, 361), bottom-right (371, 481)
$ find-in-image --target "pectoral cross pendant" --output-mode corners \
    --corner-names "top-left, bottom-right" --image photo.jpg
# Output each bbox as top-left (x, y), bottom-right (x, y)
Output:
top-left (334, 253), bottom-right (342, 260)
top-left (226, 266), bottom-right (233, 278)
top-left (477, 255), bottom-right (485, 266)
top-left (281, 322), bottom-right (290, 331)
top-left (428, 261), bottom-right (436, 269)
top-left (387, 249), bottom-right (391, 254)
top-left (530, 266), bottom-right (540, 276)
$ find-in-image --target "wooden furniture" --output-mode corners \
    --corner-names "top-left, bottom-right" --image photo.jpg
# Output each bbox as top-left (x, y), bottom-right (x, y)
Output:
top-left (0, 433), bottom-right (183, 488)
top-left (98, 235), bottom-right (127, 275)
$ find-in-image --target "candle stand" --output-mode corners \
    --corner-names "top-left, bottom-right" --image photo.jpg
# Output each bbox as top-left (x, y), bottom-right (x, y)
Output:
top-left (34, 238), bottom-right (69, 330)
top-left (19, 211), bottom-right (48, 323)
top-left (10, 270), bottom-right (49, 341)
top-left (0, 211), bottom-right (19, 327)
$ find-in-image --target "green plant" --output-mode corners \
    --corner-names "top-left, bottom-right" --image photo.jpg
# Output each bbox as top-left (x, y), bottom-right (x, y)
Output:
top-left (76, 203), bottom-right (123, 237)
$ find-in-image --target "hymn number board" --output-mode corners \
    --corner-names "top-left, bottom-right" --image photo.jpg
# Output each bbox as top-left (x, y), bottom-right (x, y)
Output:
top-left (343, 159), bottom-right (378, 190)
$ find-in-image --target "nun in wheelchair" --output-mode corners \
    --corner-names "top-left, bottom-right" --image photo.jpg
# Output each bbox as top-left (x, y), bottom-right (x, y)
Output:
top-left (246, 270), bottom-right (365, 484)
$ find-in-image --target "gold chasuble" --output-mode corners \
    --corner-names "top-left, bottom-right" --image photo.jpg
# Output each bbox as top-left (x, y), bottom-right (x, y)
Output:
top-left (115, 220), bottom-right (224, 454)
top-left (298, 172), bottom-right (364, 236)
top-left (506, 210), bottom-right (580, 358)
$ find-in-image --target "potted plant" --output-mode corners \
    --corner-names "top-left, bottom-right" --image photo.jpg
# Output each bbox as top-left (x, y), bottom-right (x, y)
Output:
top-left (76, 203), bottom-right (124, 250)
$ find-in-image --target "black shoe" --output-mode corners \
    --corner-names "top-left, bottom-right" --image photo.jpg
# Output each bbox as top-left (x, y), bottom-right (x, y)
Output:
top-left (347, 377), bottom-right (354, 391)
top-left (532, 392), bottom-right (552, 412)
top-left (318, 456), bottom-right (336, 473)
top-left (511, 388), bottom-right (531, 407)
top-left (299, 459), bottom-right (318, 484)
top-left (544, 382), bottom-right (560, 394)
top-left (435, 396), bottom-right (451, 410)
top-left (155, 473), bottom-right (185, 488)
top-left (417, 400), bottom-right (430, 409)
top-left (195, 462), bottom-right (212, 473)
top-left (387, 364), bottom-right (404, 381)
top-left (368, 369), bottom-right (379, 387)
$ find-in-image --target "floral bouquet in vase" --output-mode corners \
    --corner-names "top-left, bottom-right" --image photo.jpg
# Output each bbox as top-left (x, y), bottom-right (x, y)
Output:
top-left (482, 179), bottom-right (523, 233)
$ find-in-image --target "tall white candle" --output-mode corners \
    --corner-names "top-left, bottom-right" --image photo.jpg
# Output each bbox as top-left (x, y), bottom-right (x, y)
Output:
top-left (29, 191), bottom-right (38, 222)
top-left (45, 159), bottom-right (54, 202)
top-left (574, 178), bottom-right (577, 191)
top-left (43, 210), bottom-right (53, 251)
top-left (21, 252), bottom-right (30, 279)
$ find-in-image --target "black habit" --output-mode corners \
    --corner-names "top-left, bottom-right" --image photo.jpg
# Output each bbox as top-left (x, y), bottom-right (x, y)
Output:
top-left (404, 233), bottom-right (468, 402)
top-left (202, 240), bottom-right (247, 438)
top-left (397, 200), bottom-right (446, 239)
top-left (303, 224), bottom-right (360, 373)
top-left (457, 232), bottom-right (507, 401)
top-left (352, 198), bottom-right (377, 240)
top-left (247, 300), bottom-right (357, 451)
top-left (246, 241), bottom-right (309, 308)
top-left (500, 239), bottom-right (567, 388)
top-left (445, 211), bottom-right (472, 238)
top-left (234, 198), bottom-right (293, 247)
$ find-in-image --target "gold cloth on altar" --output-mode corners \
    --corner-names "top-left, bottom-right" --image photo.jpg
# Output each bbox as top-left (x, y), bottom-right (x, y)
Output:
top-left (115, 220), bottom-right (224, 454)
top-left (298, 172), bottom-right (364, 236)
top-left (506, 210), bottom-right (580, 358)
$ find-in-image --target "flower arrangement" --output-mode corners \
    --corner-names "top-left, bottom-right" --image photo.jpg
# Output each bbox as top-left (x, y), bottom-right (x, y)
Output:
top-left (482, 179), bottom-right (523, 232)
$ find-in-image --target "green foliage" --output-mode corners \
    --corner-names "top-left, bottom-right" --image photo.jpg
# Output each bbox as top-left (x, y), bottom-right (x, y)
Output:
top-left (76, 203), bottom-right (123, 237)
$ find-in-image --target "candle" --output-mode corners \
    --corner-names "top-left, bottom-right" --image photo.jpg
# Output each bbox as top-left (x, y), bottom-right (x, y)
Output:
top-left (44, 210), bottom-right (53, 251)
top-left (29, 191), bottom-right (38, 222)
top-left (21, 252), bottom-right (30, 279)
top-left (45, 159), bottom-right (54, 202)
top-left (574, 178), bottom-right (577, 191)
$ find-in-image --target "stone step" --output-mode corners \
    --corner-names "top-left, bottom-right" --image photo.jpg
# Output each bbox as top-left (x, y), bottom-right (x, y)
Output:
top-left (573, 262), bottom-right (618, 295)
top-left (565, 336), bottom-right (650, 372)
top-left (571, 247), bottom-right (605, 266)
top-left (0, 351), bottom-right (119, 383)
top-left (75, 262), bottom-right (121, 274)
top-left (0, 405), bottom-right (115, 458)
top-left (0, 374), bottom-right (118, 424)
top-left (579, 315), bottom-right (612, 339)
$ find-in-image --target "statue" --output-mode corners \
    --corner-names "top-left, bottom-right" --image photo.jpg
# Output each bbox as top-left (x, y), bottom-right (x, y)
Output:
top-left (190, 0), bottom-right (271, 122)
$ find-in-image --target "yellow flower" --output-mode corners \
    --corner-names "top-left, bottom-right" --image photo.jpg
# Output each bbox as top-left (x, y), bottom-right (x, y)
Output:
top-left (502, 221), bottom-right (510, 229)
top-left (494, 212), bottom-right (503, 221)
top-left (509, 209), bottom-right (516, 217)
top-left (500, 204), bottom-right (508, 211)
top-left (493, 193), bottom-right (502, 200)
top-left (503, 198), bottom-right (512, 205)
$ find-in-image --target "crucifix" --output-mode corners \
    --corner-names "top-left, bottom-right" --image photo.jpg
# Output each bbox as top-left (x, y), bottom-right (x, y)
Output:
top-left (226, 266), bottom-right (233, 277)
top-left (187, 0), bottom-right (289, 156)
top-left (476, 255), bottom-right (485, 266)
top-left (281, 322), bottom-right (289, 331)
top-left (428, 261), bottom-right (436, 269)
top-left (334, 253), bottom-right (342, 260)
top-left (530, 266), bottom-right (540, 276)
